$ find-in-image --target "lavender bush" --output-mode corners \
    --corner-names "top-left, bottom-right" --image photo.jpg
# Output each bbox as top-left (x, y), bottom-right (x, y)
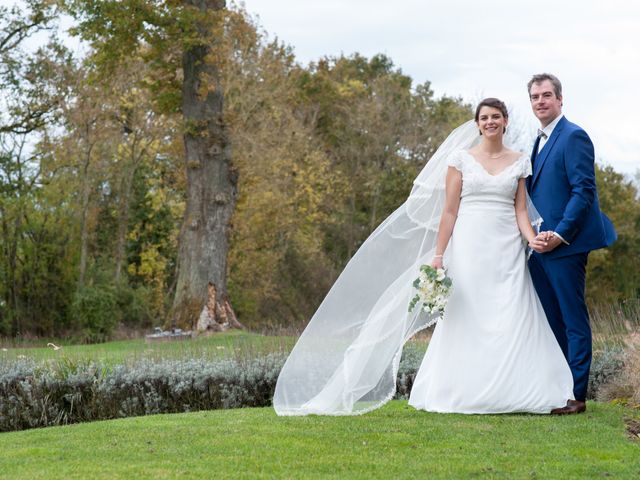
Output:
top-left (0, 343), bottom-right (627, 432)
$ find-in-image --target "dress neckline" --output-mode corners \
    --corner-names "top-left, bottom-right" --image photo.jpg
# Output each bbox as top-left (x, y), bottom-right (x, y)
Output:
top-left (463, 150), bottom-right (522, 177)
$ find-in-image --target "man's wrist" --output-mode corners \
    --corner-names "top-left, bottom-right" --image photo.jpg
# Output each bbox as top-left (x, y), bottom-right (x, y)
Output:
top-left (552, 231), bottom-right (569, 245)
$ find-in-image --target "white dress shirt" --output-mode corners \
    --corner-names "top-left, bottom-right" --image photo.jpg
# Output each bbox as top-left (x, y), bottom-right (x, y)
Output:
top-left (538, 113), bottom-right (564, 152)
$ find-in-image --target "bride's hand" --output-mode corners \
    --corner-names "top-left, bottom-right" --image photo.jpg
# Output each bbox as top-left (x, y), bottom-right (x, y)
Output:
top-left (430, 256), bottom-right (444, 269)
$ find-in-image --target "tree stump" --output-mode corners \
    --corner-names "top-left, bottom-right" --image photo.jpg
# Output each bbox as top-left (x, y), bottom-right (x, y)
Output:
top-left (196, 282), bottom-right (244, 333)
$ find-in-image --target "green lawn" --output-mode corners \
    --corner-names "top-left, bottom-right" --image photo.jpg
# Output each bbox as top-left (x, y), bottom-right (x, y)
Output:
top-left (0, 331), bottom-right (296, 365)
top-left (0, 400), bottom-right (638, 479)
top-left (0, 331), bottom-right (429, 367)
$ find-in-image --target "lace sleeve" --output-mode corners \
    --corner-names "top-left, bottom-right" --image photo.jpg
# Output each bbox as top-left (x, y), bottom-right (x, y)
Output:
top-left (446, 150), bottom-right (464, 172)
top-left (519, 154), bottom-right (532, 179)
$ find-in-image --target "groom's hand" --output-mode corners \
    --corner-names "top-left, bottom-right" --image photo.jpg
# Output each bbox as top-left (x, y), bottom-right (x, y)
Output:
top-left (530, 231), bottom-right (562, 253)
top-left (542, 233), bottom-right (563, 252)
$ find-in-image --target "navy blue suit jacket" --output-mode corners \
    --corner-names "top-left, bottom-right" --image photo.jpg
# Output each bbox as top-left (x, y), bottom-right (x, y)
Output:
top-left (527, 116), bottom-right (616, 259)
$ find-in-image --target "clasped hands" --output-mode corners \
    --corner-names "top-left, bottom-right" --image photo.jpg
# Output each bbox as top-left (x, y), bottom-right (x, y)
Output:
top-left (529, 231), bottom-right (562, 253)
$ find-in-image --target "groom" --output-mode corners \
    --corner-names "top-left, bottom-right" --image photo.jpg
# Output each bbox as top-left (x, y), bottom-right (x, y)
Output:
top-left (526, 73), bottom-right (616, 415)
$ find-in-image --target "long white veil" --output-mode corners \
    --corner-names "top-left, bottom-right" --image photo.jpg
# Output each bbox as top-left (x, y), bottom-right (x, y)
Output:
top-left (273, 120), bottom-right (539, 416)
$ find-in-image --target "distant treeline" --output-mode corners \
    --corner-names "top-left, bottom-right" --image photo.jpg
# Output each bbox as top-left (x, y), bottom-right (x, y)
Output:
top-left (0, 2), bottom-right (637, 341)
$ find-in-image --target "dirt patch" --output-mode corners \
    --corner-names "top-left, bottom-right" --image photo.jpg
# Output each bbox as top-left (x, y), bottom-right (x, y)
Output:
top-left (625, 418), bottom-right (640, 441)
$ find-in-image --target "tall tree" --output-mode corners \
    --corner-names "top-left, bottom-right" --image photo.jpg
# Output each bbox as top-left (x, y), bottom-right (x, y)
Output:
top-left (173, 0), bottom-right (239, 331)
top-left (0, 0), bottom-right (70, 335)
top-left (0, 0), bottom-right (60, 134)
top-left (294, 54), bottom-right (472, 263)
top-left (587, 165), bottom-right (640, 303)
top-left (65, 0), bottom-right (242, 330)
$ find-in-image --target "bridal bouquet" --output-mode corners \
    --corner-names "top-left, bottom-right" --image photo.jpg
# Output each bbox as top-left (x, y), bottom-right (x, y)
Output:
top-left (408, 265), bottom-right (453, 315)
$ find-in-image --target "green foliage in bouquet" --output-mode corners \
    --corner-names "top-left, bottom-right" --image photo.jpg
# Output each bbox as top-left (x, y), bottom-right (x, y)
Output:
top-left (408, 264), bottom-right (452, 314)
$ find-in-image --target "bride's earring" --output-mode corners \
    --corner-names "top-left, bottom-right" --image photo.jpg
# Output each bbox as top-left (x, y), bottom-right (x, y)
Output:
top-left (479, 130), bottom-right (482, 136)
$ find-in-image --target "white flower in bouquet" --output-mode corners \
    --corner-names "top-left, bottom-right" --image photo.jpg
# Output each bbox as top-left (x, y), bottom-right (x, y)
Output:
top-left (408, 264), bottom-right (453, 316)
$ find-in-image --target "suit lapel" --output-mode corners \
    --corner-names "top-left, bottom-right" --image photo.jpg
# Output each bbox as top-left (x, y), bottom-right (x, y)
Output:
top-left (530, 116), bottom-right (566, 188)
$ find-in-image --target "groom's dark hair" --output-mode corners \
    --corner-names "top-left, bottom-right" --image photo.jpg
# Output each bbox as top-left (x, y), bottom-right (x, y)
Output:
top-left (528, 73), bottom-right (563, 98)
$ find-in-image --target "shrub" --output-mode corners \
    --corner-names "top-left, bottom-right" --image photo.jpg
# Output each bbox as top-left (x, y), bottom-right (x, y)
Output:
top-left (0, 354), bottom-right (287, 432)
top-left (592, 334), bottom-right (640, 406)
top-left (70, 284), bottom-right (119, 343)
top-left (115, 283), bottom-right (153, 329)
top-left (587, 346), bottom-right (626, 400)
top-left (1, 340), bottom-right (633, 433)
top-left (396, 342), bottom-right (426, 399)
top-left (69, 281), bottom-right (153, 343)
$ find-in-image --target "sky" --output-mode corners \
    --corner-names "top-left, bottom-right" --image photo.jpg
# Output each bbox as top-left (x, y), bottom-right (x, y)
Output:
top-left (3, 0), bottom-right (637, 176)
top-left (241, 0), bottom-right (640, 177)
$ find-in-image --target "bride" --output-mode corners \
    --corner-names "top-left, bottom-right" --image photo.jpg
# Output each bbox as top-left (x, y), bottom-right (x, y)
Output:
top-left (273, 98), bottom-right (573, 416)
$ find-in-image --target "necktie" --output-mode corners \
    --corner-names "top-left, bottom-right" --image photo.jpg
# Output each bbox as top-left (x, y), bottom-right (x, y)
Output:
top-left (537, 129), bottom-right (547, 150)
top-left (531, 130), bottom-right (546, 172)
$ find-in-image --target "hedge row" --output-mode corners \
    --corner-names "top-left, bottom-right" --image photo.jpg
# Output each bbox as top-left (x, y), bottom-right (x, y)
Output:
top-left (0, 344), bottom-right (624, 432)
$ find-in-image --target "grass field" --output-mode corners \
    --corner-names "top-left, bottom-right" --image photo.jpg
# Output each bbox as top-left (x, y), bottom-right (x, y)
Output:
top-left (0, 331), bottom-right (297, 365)
top-left (0, 400), bottom-right (638, 479)
top-left (1, 312), bottom-right (638, 479)
top-left (1, 300), bottom-right (636, 366)
top-left (2, 300), bottom-right (634, 366)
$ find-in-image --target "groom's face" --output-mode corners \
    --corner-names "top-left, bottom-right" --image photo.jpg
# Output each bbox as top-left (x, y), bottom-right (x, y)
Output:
top-left (529, 80), bottom-right (562, 127)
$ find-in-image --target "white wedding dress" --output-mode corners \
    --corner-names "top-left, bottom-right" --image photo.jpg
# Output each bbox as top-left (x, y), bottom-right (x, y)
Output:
top-left (408, 150), bottom-right (574, 414)
top-left (273, 121), bottom-right (573, 417)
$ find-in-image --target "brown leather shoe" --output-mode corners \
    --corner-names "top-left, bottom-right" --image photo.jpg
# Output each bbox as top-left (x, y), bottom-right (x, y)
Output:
top-left (550, 399), bottom-right (586, 415)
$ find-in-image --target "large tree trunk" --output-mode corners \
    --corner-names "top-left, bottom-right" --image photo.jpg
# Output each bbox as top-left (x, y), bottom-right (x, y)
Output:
top-left (114, 135), bottom-right (142, 285)
top-left (171, 0), bottom-right (241, 332)
top-left (1, 205), bottom-right (23, 336)
top-left (77, 138), bottom-right (93, 289)
top-left (1, 143), bottom-right (26, 336)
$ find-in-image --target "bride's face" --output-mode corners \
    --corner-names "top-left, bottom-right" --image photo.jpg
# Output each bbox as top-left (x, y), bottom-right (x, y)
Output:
top-left (476, 107), bottom-right (507, 138)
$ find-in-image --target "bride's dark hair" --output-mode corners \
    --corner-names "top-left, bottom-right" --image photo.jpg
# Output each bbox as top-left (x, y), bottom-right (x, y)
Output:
top-left (474, 97), bottom-right (509, 121)
top-left (475, 98), bottom-right (508, 134)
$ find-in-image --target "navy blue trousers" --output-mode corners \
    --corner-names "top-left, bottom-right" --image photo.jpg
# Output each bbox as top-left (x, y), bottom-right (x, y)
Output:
top-left (528, 252), bottom-right (591, 401)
